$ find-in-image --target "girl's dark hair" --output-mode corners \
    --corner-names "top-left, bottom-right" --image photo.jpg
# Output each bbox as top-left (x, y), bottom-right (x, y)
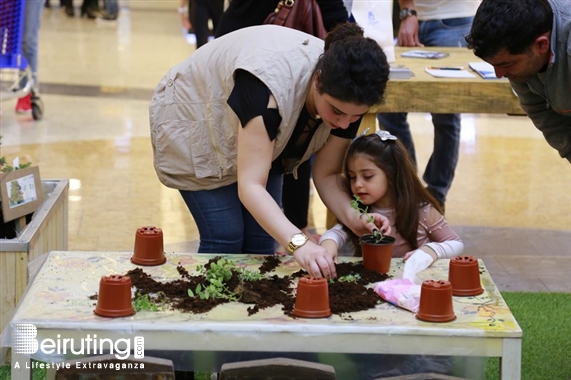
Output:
top-left (343, 133), bottom-right (443, 252)
top-left (315, 22), bottom-right (389, 106)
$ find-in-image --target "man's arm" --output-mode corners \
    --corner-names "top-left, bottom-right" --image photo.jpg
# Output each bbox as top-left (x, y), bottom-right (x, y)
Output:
top-left (397, 0), bottom-right (421, 47)
top-left (511, 80), bottom-right (571, 162)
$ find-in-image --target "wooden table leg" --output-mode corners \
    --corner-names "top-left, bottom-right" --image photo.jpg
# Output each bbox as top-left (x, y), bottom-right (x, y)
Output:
top-left (500, 338), bottom-right (522, 380)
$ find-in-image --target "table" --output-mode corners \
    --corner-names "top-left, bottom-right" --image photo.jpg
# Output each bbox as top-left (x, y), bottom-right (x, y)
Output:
top-left (360, 46), bottom-right (525, 141)
top-left (6, 251), bottom-right (522, 379)
top-left (373, 46), bottom-right (523, 114)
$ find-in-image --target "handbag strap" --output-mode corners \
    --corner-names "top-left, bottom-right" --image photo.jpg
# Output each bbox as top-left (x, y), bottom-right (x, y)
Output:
top-left (272, 0), bottom-right (294, 26)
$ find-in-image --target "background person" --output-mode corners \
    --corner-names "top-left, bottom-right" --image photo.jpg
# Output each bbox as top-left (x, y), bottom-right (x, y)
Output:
top-left (15, 0), bottom-right (44, 116)
top-left (376, 0), bottom-right (480, 211)
top-left (466, 0), bottom-right (571, 163)
top-left (149, 23), bottom-right (391, 278)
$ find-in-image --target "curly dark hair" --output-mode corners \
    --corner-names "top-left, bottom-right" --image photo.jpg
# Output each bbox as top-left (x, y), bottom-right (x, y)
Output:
top-left (342, 133), bottom-right (443, 252)
top-left (315, 22), bottom-right (389, 106)
top-left (465, 0), bottom-right (553, 59)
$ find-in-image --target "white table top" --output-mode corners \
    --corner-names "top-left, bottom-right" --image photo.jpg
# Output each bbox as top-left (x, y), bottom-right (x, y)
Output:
top-left (7, 251), bottom-right (522, 361)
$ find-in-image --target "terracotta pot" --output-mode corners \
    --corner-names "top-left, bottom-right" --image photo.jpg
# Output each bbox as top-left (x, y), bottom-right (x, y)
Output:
top-left (94, 275), bottom-right (135, 318)
top-left (448, 255), bottom-right (484, 296)
top-left (131, 226), bottom-right (166, 266)
top-left (416, 279), bottom-right (456, 323)
top-left (293, 276), bottom-right (332, 318)
top-left (360, 235), bottom-right (395, 273)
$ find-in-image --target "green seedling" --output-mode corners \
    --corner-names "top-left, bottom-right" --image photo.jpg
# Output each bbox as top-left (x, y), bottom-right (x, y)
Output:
top-left (0, 135), bottom-right (32, 172)
top-left (350, 194), bottom-right (384, 242)
top-left (133, 293), bottom-right (165, 312)
top-left (338, 273), bottom-right (361, 283)
top-left (187, 257), bottom-right (239, 301)
top-left (239, 268), bottom-right (267, 282)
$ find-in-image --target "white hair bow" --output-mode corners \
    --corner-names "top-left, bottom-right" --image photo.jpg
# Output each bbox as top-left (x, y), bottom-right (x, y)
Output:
top-left (375, 130), bottom-right (398, 141)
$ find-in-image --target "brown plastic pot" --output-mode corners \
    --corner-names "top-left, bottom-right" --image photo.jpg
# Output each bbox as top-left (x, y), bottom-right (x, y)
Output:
top-left (131, 226), bottom-right (166, 266)
top-left (448, 255), bottom-right (484, 296)
top-left (94, 275), bottom-right (135, 318)
top-left (416, 279), bottom-right (456, 323)
top-left (292, 276), bottom-right (332, 318)
top-left (360, 235), bottom-right (395, 273)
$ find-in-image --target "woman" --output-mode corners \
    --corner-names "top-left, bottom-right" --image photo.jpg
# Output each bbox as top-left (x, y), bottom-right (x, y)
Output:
top-left (150, 22), bottom-right (390, 279)
top-left (214, 0), bottom-right (350, 253)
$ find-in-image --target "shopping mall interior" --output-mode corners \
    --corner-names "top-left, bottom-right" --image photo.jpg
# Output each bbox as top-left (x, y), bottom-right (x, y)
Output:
top-left (1, 1), bottom-right (570, 293)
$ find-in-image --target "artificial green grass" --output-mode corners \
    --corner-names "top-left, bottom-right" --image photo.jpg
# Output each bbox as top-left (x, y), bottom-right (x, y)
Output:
top-left (485, 292), bottom-right (571, 380)
top-left (2, 292), bottom-right (570, 379)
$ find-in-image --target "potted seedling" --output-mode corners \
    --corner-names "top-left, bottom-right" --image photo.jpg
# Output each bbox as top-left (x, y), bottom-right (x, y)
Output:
top-left (0, 135), bottom-right (41, 236)
top-left (350, 195), bottom-right (395, 273)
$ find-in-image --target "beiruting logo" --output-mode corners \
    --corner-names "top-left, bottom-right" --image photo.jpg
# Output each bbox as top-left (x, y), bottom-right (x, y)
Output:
top-left (13, 324), bottom-right (144, 360)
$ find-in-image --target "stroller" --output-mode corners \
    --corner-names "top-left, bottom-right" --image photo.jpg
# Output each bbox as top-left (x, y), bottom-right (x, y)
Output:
top-left (1, 0), bottom-right (44, 120)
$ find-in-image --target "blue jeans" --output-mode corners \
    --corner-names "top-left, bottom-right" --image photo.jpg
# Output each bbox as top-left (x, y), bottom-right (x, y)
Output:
top-left (179, 173), bottom-right (283, 254)
top-left (103, 0), bottom-right (118, 16)
top-left (21, 0), bottom-right (44, 91)
top-left (377, 17), bottom-right (474, 205)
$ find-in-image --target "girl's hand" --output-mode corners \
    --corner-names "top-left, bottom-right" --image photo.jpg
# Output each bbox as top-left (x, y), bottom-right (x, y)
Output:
top-left (347, 213), bottom-right (391, 236)
top-left (319, 239), bottom-right (339, 264)
top-left (293, 241), bottom-right (337, 279)
top-left (349, 213), bottom-right (391, 237)
top-left (367, 213), bottom-right (391, 236)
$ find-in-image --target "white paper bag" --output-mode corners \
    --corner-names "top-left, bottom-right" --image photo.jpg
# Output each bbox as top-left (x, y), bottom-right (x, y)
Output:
top-left (351, 1), bottom-right (395, 62)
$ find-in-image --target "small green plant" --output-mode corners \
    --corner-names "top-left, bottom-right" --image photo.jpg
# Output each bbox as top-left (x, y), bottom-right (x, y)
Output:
top-left (338, 273), bottom-right (361, 283)
top-left (133, 293), bottom-right (165, 312)
top-left (0, 135), bottom-right (32, 172)
top-left (350, 194), bottom-right (372, 222)
top-left (350, 194), bottom-right (384, 242)
top-left (187, 257), bottom-right (240, 301)
top-left (239, 267), bottom-right (267, 282)
top-left (329, 273), bottom-right (362, 284)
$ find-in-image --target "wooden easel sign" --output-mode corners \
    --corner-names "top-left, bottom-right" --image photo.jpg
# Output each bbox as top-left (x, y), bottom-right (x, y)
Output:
top-left (0, 166), bottom-right (43, 223)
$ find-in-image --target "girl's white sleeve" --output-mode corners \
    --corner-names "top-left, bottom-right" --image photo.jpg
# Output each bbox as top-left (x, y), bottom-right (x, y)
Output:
top-left (318, 223), bottom-right (349, 249)
top-left (424, 240), bottom-right (464, 259)
top-left (422, 205), bottom-right (464, 259)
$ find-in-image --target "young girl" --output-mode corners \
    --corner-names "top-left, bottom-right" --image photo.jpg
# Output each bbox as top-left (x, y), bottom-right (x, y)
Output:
top-left (319, 130), bottom-right (463, 264)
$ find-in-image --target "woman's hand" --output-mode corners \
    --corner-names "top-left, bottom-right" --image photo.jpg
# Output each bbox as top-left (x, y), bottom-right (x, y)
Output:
top-left (293, 241), bottom-right (337, 279)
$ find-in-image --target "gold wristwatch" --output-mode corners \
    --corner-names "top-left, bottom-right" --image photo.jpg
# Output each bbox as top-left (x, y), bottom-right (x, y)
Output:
top-left (286, 233), bottom-right (308, 254)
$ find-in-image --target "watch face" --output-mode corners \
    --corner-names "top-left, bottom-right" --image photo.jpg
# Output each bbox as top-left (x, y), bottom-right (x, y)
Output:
top-left (292, 234), bottom-right (307, 245)
top-left (399, 8), bottom-right (416, 18)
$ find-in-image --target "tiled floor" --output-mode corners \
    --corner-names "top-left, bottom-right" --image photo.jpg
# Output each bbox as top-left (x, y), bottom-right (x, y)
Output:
top-left (1, 4), bottom-right (569, 292)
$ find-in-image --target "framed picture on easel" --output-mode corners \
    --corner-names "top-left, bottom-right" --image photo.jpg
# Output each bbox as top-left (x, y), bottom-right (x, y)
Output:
top-left (0, 166), bottom-right (43, 223)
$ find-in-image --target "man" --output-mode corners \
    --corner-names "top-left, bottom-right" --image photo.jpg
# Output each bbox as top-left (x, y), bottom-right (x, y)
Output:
top-left (377, 0), bottom-right (480, 210)
top-left (466, 0), bottom-right (571, 163)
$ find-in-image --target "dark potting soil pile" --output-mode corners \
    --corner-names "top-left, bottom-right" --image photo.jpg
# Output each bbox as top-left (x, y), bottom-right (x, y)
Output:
top-left (122, 256), bottom-right (391, 317)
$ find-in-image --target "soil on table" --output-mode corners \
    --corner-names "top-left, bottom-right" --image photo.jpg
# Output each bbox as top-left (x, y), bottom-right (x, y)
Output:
top-left (98, 256), bottom-right (391, 318)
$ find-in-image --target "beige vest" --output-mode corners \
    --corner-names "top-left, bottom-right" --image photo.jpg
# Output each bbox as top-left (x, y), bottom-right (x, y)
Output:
top-left (149, 25), bottom-right (331, 191)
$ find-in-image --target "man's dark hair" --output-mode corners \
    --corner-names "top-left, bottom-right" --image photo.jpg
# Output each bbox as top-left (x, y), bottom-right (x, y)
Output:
top-left (465, 0), bottom-right (553, 59)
